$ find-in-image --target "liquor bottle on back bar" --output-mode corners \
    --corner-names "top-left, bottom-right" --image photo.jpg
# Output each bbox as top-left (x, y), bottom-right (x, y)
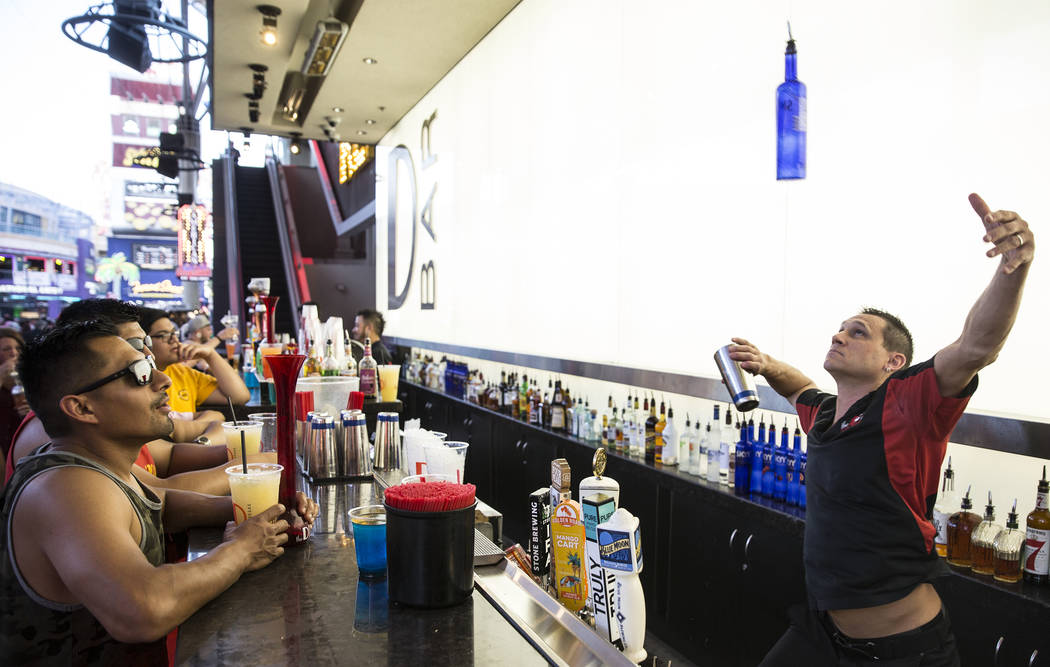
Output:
top-left (303, 337), bottom-right (322, 377)
top-left (359, 337), bottom-right (379, 399)
top-left (1024, 466), bottom-right (1050, 584)
top-left (969, 492), bottom-right (1001, 575)
top-left (946, 485), bottom-right (981, 567)
top-left (993, 499), bottom-right (1025, 583)
top-left (550, 381), bottom-right (567, 432)
top-left (654, 399), bottom-right (667, 464)
top-left (644, 397), bottom-right (657, 464)
top-left (932, 457), bottom-right (958, 558)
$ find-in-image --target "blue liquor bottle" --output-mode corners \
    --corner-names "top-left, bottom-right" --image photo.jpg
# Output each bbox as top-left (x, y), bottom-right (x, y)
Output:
top-left (786, 426), bottom-right (801, 506)
top-left (735, 423), bottom-right (751, 493)
top-left (773, 423), bottom-right (789, 501)
top-left (798, 447), bottom-right (808, 509)
top-left (776, 24), bottom-right (806, 180)
top-left (750, 425), bottom-right (763, 495)
top-left (761, 425), bottom-right (775, 497)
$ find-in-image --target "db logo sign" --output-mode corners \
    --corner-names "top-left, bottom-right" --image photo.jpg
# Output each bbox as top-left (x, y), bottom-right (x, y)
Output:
top-left (387, 110), bottom-right (438, 311)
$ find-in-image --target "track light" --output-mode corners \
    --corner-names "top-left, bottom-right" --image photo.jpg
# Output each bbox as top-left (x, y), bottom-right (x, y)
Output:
top-left (289, 132), bottom-right (303, 155)
top-left (257, 5), bottom-right (281, 46)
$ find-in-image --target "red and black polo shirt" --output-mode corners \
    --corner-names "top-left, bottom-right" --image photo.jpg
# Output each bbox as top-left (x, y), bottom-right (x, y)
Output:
top-left (796, 357), bottom-right (977, 610)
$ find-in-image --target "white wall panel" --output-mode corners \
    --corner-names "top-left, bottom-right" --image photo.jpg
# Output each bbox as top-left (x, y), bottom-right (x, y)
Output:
top-left (377, 0), bottom-right (1050, 421)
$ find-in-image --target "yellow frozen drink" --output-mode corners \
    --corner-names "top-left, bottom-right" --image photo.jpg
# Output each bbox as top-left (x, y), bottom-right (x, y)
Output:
top-left (222, 421), bottom-right (263, 457)
top-left (226, 463), bottom-right (283, 524)
top-left (378, 365), bottom-right (400, 402)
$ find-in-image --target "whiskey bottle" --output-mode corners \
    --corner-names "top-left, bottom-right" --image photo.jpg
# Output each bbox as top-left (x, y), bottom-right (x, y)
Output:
top-left (519, 374), bottom-right (530, 421)
top-left (644, 397), bottom-right (657, 464)
top-left (1023, 465), bottom-right (1050, 584)
top-left (654, 399), bottom-right (667, 464)
top-left (969, 492), bottom-right (1001, 575)
top-left (550, 381), bottom-right (567, 432)
top-left (946, 485), bottom-right (982, 567)
top-left (932, 457), bottom-right (958, 558)
top-left (993, 499), bottom-right (1025, 583)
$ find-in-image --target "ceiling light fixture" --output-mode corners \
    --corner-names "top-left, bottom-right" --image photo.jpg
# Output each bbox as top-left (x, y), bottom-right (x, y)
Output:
top-left (362, 57), bottom-right (378, 65)
top-left (301, 18), bottom-right (349, 77)
top-left (332, 106), bottom-right (344, 113)
top-left (249, 63), bottom-right (268, 98)
top-left (282, 87), bottom-right (305, 122)
top-left (289, 131), bottom-right (303, 155)
top-left (365, 119), bottom-right (376, 125)
top-left (257, 5), bottom-right (281, 46)
top-left (356, 130), bottom-right (367, 136)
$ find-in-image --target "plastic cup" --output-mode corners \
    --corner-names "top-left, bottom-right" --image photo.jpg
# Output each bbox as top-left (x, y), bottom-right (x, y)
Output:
top-left (423, 441), bottom-right (469, 484)
top-left (349, 505), bottom-right (387, 578)
top-left (378, 365), bottom-right (400, 402)
top-left (226, 463), bottom-right (283, 524)
top-left (401, 473), bottom-right (454, 485)
top-left (221, 421), bottom-right (259, 455)
top-left (247, 413), bottom-right (278, 452)
top-left (258, 343), bottom-right (283, 380)
top-left (222, 421), bottom-right (263, 457)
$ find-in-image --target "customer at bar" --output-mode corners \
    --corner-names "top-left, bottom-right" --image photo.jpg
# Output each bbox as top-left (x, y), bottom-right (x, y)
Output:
top-left (733, 194), bottom-right (1034, 667)
top-left (6, 300), bottom-right (273, 495)
top-left (352, 308), bottom-right (393, 364)
top-left (139, 307), bottom-right (250, 418)
top-left (0, 328), bottom-right (28, 473)
top-left (0, 321), bottom-right (316, 664)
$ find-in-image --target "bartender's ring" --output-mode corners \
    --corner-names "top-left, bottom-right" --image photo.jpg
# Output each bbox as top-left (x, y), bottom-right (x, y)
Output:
top-left (1015, 233), bottom-right (1024, 248)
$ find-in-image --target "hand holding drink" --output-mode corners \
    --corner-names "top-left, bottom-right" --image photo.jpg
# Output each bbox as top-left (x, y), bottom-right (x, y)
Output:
top-left (226, 463), bottom-right (282, 524)
top-left (223, 503), bottom-right (291, 571)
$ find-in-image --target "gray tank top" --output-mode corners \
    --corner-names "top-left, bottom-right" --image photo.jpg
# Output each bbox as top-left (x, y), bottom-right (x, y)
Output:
top-left (1, 446), bottom-right (168, 665)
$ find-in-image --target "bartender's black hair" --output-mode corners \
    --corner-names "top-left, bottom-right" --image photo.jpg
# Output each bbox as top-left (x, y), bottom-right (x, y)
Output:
top-left (18, 320), bottom-right (119, 437)
top-left (57, 299), bottom-right (141, 326)
top-left (862, 307), bottom-right (914, 368)
top-left (356, 308), bottom-right (385, 338)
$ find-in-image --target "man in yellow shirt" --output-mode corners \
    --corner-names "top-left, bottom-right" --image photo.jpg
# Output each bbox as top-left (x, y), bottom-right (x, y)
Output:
top-left (138, 308), bottom-right (249, 419)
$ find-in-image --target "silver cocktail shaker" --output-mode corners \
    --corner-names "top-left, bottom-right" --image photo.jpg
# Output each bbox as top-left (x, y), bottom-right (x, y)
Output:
top-left (373, 412), bottom-right (402, 472)
top-left (309, 414), bottom-right (338, 480)
top-left (714, 344), bottom-right (760, 412)
top-left (340, 409), bottom-right (371, 478)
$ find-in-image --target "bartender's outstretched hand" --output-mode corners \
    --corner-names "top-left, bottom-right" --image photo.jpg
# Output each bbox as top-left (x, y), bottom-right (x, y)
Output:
top-left (970, 193), bottom-right (1035, 275)
top-left (224, 503), bottom-right (290, 571)
top-left (728, 337), bottom-right (768, 376)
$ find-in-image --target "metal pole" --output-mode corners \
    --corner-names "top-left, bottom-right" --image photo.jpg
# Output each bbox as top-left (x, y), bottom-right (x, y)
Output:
top-left (222, 148), bottom-right (245, 335)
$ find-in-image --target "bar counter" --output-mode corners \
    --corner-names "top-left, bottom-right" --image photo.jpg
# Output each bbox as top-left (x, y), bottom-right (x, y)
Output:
top-left (176, 477), bottom-right (551, 666)
top-left (175, 474), bottom-right (671, 666)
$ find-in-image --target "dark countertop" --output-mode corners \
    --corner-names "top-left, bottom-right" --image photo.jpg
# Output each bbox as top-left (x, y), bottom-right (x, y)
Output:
top-left (175, 478), bottom-right (549, 667)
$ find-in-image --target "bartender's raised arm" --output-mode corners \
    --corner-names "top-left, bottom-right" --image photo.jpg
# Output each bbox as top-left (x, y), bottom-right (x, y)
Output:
top-left (728, 337), bottom-right (817, 409)
top-left (934, 193), bottom-right (1035, 397)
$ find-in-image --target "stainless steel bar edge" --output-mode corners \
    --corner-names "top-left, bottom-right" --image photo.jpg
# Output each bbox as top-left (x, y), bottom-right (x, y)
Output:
top-left (387, 335), bottom-right (1050, 460)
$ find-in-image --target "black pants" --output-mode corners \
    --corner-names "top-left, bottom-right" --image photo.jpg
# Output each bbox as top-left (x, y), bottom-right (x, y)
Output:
top-left (759, 605), bottom-right (961, 667)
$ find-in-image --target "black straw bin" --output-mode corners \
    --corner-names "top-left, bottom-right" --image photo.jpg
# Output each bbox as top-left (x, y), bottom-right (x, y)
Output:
top-left (384, 502), bottom-right (476, 608)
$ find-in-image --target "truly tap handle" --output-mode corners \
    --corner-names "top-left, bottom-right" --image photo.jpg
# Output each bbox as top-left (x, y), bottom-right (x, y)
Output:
top-left (598, 508), bottom-right (646, 664)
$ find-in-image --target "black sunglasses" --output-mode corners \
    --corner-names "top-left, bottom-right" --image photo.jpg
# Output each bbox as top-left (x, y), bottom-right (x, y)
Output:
top-left (72, 358), bottom-right (155, 395)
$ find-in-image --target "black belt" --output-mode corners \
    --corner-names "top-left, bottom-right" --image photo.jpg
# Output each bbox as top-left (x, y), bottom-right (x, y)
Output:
top-left (822, 608), bottom-right (953, 661)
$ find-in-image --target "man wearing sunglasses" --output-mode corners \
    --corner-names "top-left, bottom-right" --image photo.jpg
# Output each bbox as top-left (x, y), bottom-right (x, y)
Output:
top-left (1, 322), bottom-right (316, 663)
top-left (139, 308), bottom-right (250, 421)
top-left (6, 300), bottom-right (273, 496)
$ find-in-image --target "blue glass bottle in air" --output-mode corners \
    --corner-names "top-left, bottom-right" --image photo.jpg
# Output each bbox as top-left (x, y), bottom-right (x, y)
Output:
top-left (735, 423), bottom-right (751, 493)
top-left (776, 23), bottom-right (806, 180)
top-left (773, 422), bottom-right (789, 501)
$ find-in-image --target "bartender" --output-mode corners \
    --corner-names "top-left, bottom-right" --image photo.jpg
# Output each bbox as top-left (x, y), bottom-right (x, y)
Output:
top-left (732, 193), bottom-right (1034, 666)
top-left (351, 309), bottom-right (394, 365)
